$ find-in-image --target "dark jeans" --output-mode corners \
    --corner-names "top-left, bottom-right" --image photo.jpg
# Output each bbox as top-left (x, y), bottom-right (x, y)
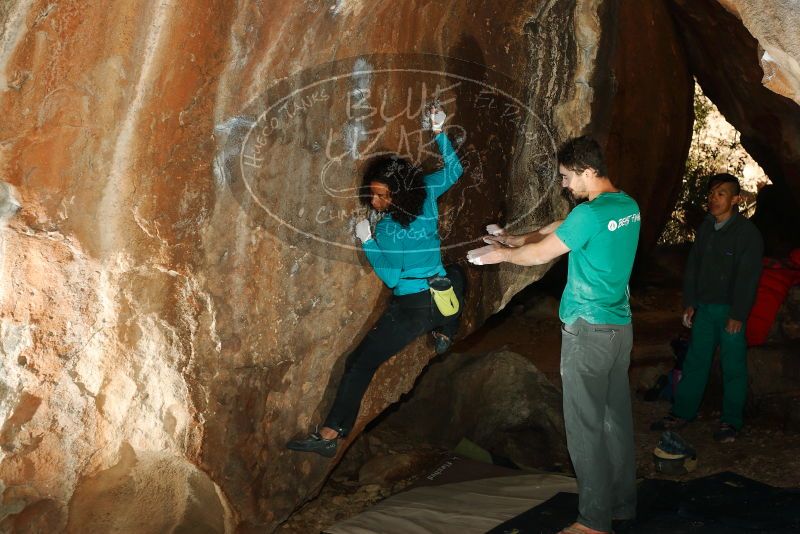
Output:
top-left (560, 318), bottom-right (636, 532)
top-left (323, 267), bottom-right (464, 434)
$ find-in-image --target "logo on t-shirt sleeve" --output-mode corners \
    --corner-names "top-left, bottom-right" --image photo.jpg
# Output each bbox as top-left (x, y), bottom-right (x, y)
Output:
top-left (607, 220), bottom-right (618, 232)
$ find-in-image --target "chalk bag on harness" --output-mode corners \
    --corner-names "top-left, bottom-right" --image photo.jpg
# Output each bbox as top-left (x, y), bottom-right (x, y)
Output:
top-left (428, 276), bottom-right (460, 317)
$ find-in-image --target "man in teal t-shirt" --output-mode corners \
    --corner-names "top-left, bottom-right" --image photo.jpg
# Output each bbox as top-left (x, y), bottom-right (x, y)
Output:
top-left (468, 136), bottom-right (640, 534)
top-left (556, 189), bottom-right (640, 325)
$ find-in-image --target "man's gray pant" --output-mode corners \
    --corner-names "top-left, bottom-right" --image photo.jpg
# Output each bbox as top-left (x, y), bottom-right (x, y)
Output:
top-left (560, 318), bottom-right (637, 532)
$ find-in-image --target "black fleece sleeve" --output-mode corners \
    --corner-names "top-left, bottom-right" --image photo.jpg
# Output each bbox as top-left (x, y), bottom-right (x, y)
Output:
top-left (682, 225), bottom-right (704, 309)
top-left (730, 224), bottom-right (764, 321)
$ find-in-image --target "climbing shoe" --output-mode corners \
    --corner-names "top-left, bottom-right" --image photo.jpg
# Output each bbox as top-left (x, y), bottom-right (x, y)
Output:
top-left (432, 332), bottom-right (453, 355)
top-left (650, 413), bottom-right (688, 431)
top-left (286, 430), bottom-right (338, 458)
top-left (713, 423), bottom-right (738, 443)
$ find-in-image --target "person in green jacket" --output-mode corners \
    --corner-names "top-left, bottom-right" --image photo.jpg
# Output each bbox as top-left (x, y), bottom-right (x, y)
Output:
top-left (287, 106), bottom-right (465, 458)
top-left (652, 173), bottom-right (763, 442)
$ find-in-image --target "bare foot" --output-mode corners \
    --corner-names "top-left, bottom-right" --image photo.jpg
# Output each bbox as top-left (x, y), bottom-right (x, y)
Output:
top-left (558, 522), bottom-right (609, 534)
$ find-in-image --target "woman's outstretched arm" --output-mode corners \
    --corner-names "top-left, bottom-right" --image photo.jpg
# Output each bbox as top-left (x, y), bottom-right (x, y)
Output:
top-left (424, 132), bottom-right (464, 199)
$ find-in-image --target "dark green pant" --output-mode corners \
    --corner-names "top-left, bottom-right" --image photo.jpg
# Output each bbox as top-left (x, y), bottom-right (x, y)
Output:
top-left (673, 303), bottom-right (748, 429)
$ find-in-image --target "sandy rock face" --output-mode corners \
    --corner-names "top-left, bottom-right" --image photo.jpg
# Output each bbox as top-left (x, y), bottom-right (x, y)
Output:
top-left (715, 0), bottom-right (800, 105)
top-left (600, 0), bottom-right (693, 253)
top-left (670, 0), bottom-right (800, 204)
top-left (0, 1), bottom-right (587, 530)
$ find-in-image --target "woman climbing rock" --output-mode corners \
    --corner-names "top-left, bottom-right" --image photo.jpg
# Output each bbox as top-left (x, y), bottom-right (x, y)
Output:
top-left (287, 105), bottom-right (466, 457)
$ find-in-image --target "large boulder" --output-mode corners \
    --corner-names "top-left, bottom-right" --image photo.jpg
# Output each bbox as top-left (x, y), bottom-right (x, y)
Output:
top-left (0, 2), bottom-right (574, 530)
top-left (379, 350), bottom-right (570, 471)
top-left (715, 0), bottom-right (800, 105)
top-left (669, 0), bottom-right (800, 207)
top-left (600, 0), bottom-right (694, 253)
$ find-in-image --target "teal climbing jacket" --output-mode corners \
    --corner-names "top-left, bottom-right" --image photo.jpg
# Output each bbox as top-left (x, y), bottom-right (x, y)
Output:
top-left (362, 132), bottom-right (464, 296)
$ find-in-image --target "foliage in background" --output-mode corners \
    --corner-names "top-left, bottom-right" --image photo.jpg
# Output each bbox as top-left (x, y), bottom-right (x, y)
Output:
top-left (659, 83), bottom-right (758, 245)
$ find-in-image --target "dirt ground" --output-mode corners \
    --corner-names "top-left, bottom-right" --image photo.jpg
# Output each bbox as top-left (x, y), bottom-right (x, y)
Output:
top-left (451, 280), bottom-right (800, 489)
top-left (278, 253), bottom-right (800, 533)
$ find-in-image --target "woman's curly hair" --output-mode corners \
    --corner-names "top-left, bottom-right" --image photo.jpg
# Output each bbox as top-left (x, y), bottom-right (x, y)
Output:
top-left (361, 156), bottom-right (427, 228)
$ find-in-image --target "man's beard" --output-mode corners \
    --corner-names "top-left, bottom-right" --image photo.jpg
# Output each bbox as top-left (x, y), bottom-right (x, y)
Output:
top-left (562, 187), bottom-right (586, 205)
